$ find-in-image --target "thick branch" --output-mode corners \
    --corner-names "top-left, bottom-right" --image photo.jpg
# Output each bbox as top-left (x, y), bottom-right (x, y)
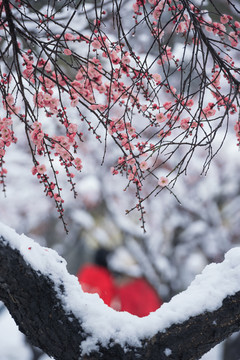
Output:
top-left (0, 237), bottom-right (85, 359)
top-left (1, 224), bottom-right (240, 360)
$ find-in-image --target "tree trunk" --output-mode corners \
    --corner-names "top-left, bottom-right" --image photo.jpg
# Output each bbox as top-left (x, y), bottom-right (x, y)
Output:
top-left (1, 227), bottom-right (240, 360)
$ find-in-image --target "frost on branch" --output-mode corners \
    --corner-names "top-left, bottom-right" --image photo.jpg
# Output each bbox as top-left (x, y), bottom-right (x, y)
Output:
top-left (0, 0), bottom-right (239, 230)
top-left (1, 222), bottom-right (240, 359)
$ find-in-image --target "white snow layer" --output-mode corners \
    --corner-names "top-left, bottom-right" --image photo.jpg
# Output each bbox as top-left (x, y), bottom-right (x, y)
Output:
top-left (0, 309), bottom-right (33, 360)
top-left (1, 221), bottom-right (240, 355)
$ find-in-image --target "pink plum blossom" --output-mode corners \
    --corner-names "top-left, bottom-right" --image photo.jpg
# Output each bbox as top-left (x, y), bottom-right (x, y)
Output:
top-left (158, 176), bottom-right (169, 187)
top-left (37, 164), bottom-right (46, 174)
top-left (64, 49), bottom-right (72, 55)
top-left (156, 112), bottom-right (166, 123)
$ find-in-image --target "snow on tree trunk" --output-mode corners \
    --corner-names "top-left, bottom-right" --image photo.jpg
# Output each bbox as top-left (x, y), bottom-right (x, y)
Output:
top-left (1, 222), bottom-right (240, 360)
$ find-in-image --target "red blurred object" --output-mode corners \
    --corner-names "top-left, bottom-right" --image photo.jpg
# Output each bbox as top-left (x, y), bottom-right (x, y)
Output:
top-left (77, 264), bottom-right (162, 317)
top-left (77, 264), bottom-right (115, 306)
top-left (117, 278), bottom-right (162, 317)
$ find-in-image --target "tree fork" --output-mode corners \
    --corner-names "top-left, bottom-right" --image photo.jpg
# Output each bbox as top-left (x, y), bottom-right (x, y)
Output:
top-left (1, 230), bottom-right (240, 359)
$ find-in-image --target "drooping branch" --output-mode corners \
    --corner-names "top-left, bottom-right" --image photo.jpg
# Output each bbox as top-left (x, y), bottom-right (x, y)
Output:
top-left (1, 0), bottom-right (240, 232)
top-left (1, 223), bottom-right (240, 360)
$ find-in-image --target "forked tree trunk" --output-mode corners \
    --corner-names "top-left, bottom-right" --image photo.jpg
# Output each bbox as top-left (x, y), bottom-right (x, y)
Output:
top-left (1, 228), bottom-right (240, 360)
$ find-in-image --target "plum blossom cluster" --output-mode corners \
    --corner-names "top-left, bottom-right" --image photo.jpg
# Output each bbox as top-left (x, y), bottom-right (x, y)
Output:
top-left (27, 112), bottom-right (82, 226)
top-left (0, 115), bottom-right (17, 190)
top-left (0, 0), bottom-right (239, 230)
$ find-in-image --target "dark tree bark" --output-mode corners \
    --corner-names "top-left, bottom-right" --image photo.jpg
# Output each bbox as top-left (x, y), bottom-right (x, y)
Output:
top-left (1, 232), bottom-right (240, 360)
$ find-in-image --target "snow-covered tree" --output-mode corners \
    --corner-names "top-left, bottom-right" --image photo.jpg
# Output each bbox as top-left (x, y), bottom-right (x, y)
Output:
top-left (2, 223), bottom-right (240, 360)
top-left (0, 0), bottom-right (240, 359)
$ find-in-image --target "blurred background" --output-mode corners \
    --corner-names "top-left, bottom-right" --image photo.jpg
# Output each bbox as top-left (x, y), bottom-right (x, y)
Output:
top-left (1, 122), bottom-right (240, 360)
top-left (1, 0), bottom-right (240, 359)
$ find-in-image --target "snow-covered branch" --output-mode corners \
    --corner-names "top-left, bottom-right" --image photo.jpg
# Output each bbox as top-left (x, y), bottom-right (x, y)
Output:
top-left (1, 223), bottom-right (240, 359)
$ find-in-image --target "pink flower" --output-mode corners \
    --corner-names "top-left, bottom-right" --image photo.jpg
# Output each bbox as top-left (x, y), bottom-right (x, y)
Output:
top-left (234, 122), bottom-right (240, 132)
top-left (111, 167), bottom-right (118, 175)
top-left (36, 164), bottom-right (46, 174)
top-left (211, 71), bottom-right (221, 88)
top-left (0, 148), bottom-right (5, 158)
top-left (220, 15), bottom-right (229, 24)
top-left (128, 173), bottom-right (134, 181)
top-left (74, 157), bottom-right (82, 171)
top-left (64, 49), bottom-right (72, 56)
top-left (152, 73), bottom-right (162, 83)
top-left (156, 112), bottom-right (166, 123)
top-left (180, 117), bottom-right (190, 130)
top-left (201, 106), bottom-right (216, 119)
top-left (158, 176), bottom-right (169, 187)
top-left (33, 122), bottom-right (42, 130)
top-left (32, 166), bottom-right (37, 175)
top-left (126, 155), bottom-right (135, 165)
top-left (64, 33), bottom-right (75, 41)
top-left (68, 123), bottom-right (78, 133)
top-left (1, 168), bottom-right (7, 175)
top-left (205, 22), bottom-right (213, 33)
top-left (163, 101), bottom-right (172, 110)
top-left (92, 39), bottom-right (101, 49)
top-left (229, 31), bottom-right (238, 47)
top-left (212, 22), bottom-right (226, 36)
top-left (54, 193), bottom-right (63, 202)
top-left (110, 50), bottom-right (120, 65)
top-left (200, 103), bottom-right (217, 119)
top-left (169, 85), bottom-right (176, 94)
top-left (191, 121), bottom-right (198, 128)
top-left (133, 3), bottom-right (139, 12)
top-left (186, 99), bottom-right (194, 107)
top-left (45, 61), bottom-right (52, 72)
top-left (153, 3), bottom-right (164, 20)
top-left (5, 94), bottom-right (14, 106)
top-left (176, 21), bottom-right (188, 34)
top-left (71, 98), bottom-right (79, 107)
top-left (140, 161), bottom-right (148, 171)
